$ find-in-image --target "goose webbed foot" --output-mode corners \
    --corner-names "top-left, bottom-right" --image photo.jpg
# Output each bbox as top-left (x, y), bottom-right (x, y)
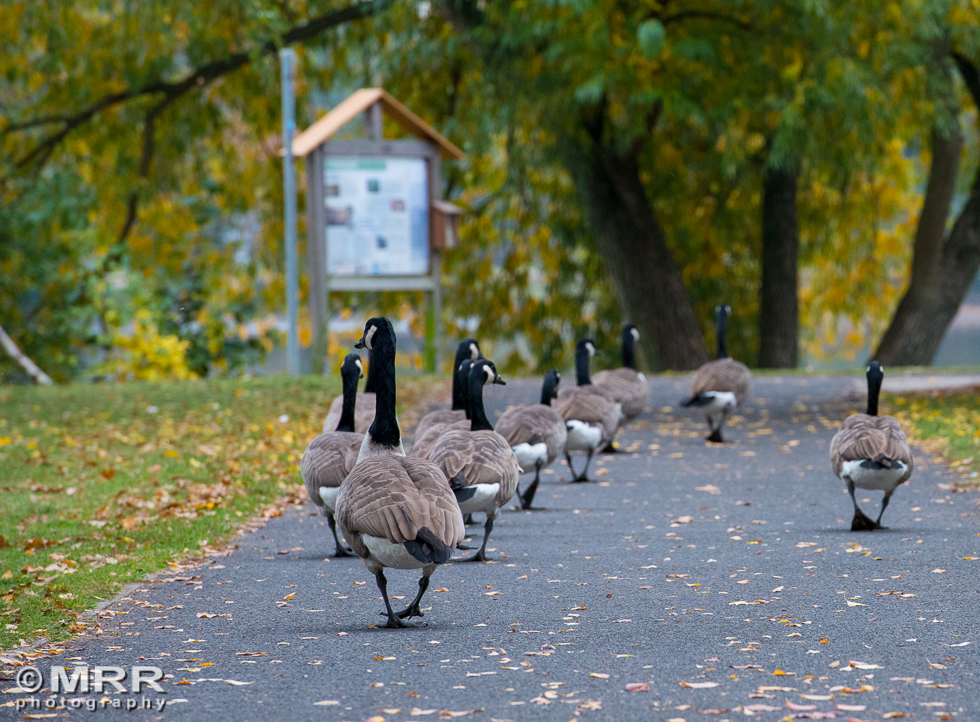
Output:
top-left (463, 517), bottom-right (494, 562)
top-left (327, 514), bottom-right (353, 556)
top-left (374, 570), bottom-right (408, 628)
top-left (394, 576), bottom-right (429, 619)
top-left (570, 449), bottom-right (595, 482)
top-left (600, 443), bottom-right (619, 453)
top-left (519, 468), bottom-right (542, 510)
top-left (847, 480), bottom-right (880, 531)
top-left (706, 428), bottom-right (724, 443)
top-left (850, 507), bottom-right (880, 531)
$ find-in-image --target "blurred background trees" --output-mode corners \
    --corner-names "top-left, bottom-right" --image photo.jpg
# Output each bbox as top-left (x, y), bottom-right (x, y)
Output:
top-left (1, 0), bottom-right (978, 381)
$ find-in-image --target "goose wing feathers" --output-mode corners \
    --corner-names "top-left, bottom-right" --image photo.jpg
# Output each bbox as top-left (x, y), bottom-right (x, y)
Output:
top-left (428, 429), bottom-right (520, 506)
top-left (414, 408), bottom-right (466, 441)
top-left (690, 359), bottom-right (751, 405)
top-left (323, 392), bottom-right (375, 434)
top-left (592, 368), bottom-right (647, 421)
top-left (336, 456), bottom-right (464, 558)
top-left (409, 418), bottom-right (469, 458)
top-left (830, 414), bottom-right (913, 480)
top-left (495, 404), bottom-right (568, 462)
top-left (300, 431), bottom-right (364, 503)
top-left (555, 387), bottom-right (620, 442)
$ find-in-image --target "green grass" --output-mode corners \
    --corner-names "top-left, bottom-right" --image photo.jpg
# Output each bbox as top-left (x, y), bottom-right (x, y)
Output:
top-left (0, 374), bottom-right (444, 651)
top-left (884, 388), bottom-right (980, 485)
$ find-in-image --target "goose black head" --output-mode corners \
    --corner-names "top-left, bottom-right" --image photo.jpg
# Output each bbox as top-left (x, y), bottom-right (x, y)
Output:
top-left (471, 358), bottom-right (505, 387)
top-left (866, 361), bottom-right (884, 416)
top-left (622, 324), bottom-right (640, 370)
top-left (467, 359), bottom-right (503, 432)
top-left (541, 369), bottom-right (561, 405)
top-left (336, 354), bottom-right (363, 432)
top-left (575, 339), bottom-right (597, 386)
top-left (714, 305), bottom-right (731, 359)
top-left (355, 317), bottom-right (395, 351)
top-left (341, 353), bottom-right (364, 380)
top-left (451, 339), bottom-right (483, 411)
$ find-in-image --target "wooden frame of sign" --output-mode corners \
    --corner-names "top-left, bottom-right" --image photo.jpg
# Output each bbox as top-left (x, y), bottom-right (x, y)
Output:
top-left (295, 89), bottom-right (464, 375)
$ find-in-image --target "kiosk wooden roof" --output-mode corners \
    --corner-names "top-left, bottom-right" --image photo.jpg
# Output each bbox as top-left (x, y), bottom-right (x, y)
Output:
top-left (291, 88), bottom-right (464, 160)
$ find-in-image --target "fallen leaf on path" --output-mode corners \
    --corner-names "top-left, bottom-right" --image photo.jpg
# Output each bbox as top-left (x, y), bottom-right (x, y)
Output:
top-left (836, 703), bottom-right (867, 711)
top-left (680, 681), bottom-right (719, 688)
top-left (313, 701), bottom-right (339, 706)
top-left (625, 683), bottom-right (649, 692)
top-left (848, 661), bottom-right (881, 670)
top-left (590, 672), bottom-right (609, 678)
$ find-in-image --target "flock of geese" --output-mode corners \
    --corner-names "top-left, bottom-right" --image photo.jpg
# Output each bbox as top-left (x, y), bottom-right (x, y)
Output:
top-left (300, 309), bottom-right (914, 628)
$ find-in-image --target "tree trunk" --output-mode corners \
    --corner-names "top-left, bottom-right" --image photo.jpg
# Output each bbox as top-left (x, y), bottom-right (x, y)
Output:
top-left (874, 126), bottom-right (975, 365)
top-left (876, 54), bottom-right (980, 366)
top-left (563, 138), bottom-right (710, 371)
top-left (758, 166), bottom-right (800, 368)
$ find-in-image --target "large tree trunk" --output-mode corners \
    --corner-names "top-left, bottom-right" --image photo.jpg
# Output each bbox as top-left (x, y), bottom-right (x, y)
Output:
top-left (758, 166), bottom-right (800, 368)
top-left (875, 55), bottom-right (980, 366)
top-left (874, 127), bottom-right (974, 364)
top-left (563, 137), bottom-right (710, 371)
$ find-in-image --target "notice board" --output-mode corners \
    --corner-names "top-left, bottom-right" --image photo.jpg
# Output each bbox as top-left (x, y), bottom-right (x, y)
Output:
top-left (324, 156), bottom-right (430, 276)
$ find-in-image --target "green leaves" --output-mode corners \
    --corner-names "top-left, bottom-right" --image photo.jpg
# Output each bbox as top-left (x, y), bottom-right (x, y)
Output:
top-left (637, 19), bottom-right (665, 59)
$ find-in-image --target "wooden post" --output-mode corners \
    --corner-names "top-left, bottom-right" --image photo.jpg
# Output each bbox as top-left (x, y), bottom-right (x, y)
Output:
top-left (306, 146), bottom-right (328, 375)
top-left (425, 141), bottom-right (442, 373)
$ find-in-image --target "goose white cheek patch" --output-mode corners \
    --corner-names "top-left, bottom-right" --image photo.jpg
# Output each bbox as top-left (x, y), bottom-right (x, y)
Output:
top-left (631, 328), bottom-right (640, 342)
top-left (483, 366), bottom-right (495, 385)
top-left (363, 325), bottom-right (377, 349)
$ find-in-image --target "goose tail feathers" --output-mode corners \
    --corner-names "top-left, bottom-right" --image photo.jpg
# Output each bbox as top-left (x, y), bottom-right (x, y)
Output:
top-left (402, 526), bottom-right (453, 565)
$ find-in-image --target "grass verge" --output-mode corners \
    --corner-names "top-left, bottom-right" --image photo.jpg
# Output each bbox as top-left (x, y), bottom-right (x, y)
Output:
top-left (885, 387), bottom-right (980, 486)
top-left (0, 374), bottom-right (445, 651)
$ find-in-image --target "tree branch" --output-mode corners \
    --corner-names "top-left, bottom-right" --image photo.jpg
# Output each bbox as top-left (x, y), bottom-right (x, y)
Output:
top-left (8, 0), bottom-right (392, 172)
top-left (0, 323), bottom-right (53, 384)
top-left (661, 10), bottom-right (752, 31)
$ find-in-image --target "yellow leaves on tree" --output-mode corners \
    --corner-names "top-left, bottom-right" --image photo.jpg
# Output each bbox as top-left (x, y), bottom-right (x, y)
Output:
top-left (98, 311), bottom-right (197, 381)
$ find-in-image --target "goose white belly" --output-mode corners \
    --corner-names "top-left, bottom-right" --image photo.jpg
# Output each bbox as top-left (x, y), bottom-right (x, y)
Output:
top-left (317, 486), bottom-right (340, 514)
top-left (512, 442), bottom-right (548, 474)
top-left (565, 420), bottom-right (603, 451)
top-left (362, 535), bottom-right (427, 570)
top-left (456, 483), bottom-right (501, 515)
top-left (703, 391), bottom-right (737, 414)
top-left (841, 460), bottom-right (908, 492)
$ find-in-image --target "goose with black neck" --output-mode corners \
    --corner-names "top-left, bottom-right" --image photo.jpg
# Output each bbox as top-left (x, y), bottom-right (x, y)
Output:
top-left (830, 361), bottom-right (913, 531)
top-left (555, 339), bottom-right (621, 482)
top-left (323, 349), bottom-right (378, 434)
top-left (592, 324), bottom-right (649, 452)
top-left (428, 359), bottom-right (520, 561)
top-left (300, 353), bottom-right (365, 556)
top-left (335, 318), bottom-right (465, 627)
top-left (680, 304), bottom-right (752, 443)
top-left (412, 339), bottom-right (483, 442)
top-left (495, 369), bottom-right (569, 509)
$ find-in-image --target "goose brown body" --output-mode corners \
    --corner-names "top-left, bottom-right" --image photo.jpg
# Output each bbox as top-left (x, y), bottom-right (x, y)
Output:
top-left (555, 385), bottom-right (620, 445)
top-left (427, 429), bottom-right (520, 510)
top-left (830, 414), bottom-right (913, 483)
top-left (301, 431), bottom-right (363, 505)
top-left (336, 455), bottom-right (465, 563)
top-left (592, 367), bottom-right (647, 422)
top-left (689, 358), bottom-right (751, 405)
top-left (495, 404), bottom-right (568, 467)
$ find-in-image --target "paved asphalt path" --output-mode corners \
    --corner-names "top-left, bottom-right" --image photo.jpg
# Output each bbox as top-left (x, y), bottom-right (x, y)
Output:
top-left (6, 375), bottom-right (979, 721)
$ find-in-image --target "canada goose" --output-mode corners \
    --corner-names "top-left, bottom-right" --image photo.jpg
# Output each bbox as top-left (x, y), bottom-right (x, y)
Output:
top-left (300, 354), bottom-right (365, 556)
top-left (427, 359), bottom-right (519, 562)
top-left (555, 339), bottom-right (621, 482)
top-left (680, 304), bottom-right (751, 443)
top-left (323, 350), bottom-right (377, 433)
top-left (412, 339), bottom-right (482, 440)
top-left (830, 361), bottom-right (913, 531)
top-left (592, 324), bottom-right (649, 451)
top-left (410, 359), bottom-right (476, 459)
top-left (335, 318), bottom-right (465, 628)
top-left (494, 369), bottom-right (568, 510)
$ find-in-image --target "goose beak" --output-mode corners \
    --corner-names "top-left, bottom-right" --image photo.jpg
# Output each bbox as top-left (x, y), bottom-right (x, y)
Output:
top-left (493, 374), bottom-right (506, 386)
top-left (354, 337), bottom-right (366, 349)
